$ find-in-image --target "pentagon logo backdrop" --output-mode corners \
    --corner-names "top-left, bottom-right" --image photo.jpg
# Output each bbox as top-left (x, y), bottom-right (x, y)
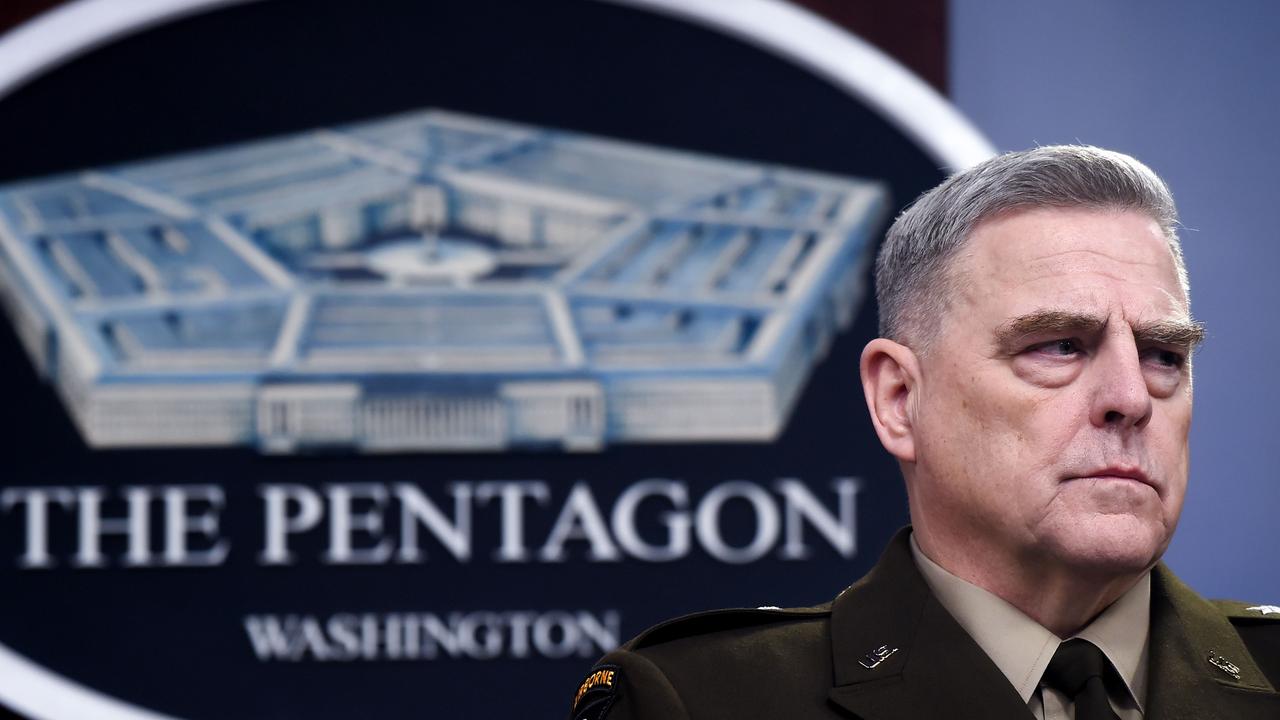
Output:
top-left (0, 1), bottom-right (988, 717)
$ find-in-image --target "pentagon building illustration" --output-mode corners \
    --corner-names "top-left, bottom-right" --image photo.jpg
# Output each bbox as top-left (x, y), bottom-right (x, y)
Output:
top-left (0, 110), bottom-right (887, 453)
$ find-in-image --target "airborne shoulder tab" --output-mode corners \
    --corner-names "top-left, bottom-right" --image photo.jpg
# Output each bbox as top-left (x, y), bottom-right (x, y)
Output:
top-left (628, 603), bottom-right (832, 651)
top-left (571, 663), bottom-right (621, 720)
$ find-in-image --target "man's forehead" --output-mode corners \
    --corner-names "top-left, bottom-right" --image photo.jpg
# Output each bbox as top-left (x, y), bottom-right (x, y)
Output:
top-left (956, 208), bottom-right (1187, 305)
top-left (1002, 283), bottom-right (1191, 320)
top-left (966, 207), bottom-right (1175, 271)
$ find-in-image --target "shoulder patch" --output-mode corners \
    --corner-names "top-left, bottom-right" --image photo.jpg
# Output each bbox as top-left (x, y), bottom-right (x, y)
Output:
top-left (571, 664), bottom-right (621, 720)
top-left (1212, 599), bottom-right (1280, 620)
top-left (629, 603), bottom-right (831, 650)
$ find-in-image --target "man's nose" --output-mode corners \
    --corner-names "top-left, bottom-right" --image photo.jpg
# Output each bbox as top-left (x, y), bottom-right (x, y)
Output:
top-left (1089, 339), bottom-right (1153, 430)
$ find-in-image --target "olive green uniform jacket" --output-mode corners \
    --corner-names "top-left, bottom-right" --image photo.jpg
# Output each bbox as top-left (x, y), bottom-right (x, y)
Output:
top-left (569, 529), bottom-right (1280, 720)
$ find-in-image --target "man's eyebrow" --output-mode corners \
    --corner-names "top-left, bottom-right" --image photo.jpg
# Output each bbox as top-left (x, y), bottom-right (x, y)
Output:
top-left (993, 310), bottom-right (1207, 352)
top-left (994, 310), bottom-right (1105, 351)
top-left (1134, 319), bottom-right (1206, 349)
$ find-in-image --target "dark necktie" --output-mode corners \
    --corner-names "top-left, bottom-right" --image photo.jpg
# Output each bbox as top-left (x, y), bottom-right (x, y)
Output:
top-left (1041, 639), bottom-right (1121, 720)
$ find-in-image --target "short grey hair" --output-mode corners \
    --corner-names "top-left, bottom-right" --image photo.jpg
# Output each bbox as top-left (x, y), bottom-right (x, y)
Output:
top-left (875, 145), bottom-right (1185, 348)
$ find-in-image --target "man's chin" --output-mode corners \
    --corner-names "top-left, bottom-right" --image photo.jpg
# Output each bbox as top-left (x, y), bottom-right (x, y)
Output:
top-left (1040, 515), bottom-right (1169, 577)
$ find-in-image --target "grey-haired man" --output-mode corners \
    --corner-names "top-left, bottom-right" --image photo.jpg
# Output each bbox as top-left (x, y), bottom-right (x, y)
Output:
top-left (569, 146), bottom-right (1280, 720)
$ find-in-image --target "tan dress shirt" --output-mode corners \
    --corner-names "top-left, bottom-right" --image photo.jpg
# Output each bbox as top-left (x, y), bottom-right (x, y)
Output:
top-left (910, 535), bottom-right (1150, 719)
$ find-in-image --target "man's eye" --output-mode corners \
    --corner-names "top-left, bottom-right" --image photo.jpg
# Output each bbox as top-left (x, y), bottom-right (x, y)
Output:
top-left (1145, 348), bottom-right (1186, 368)
top-left (1030, 339), bottom-right (1081, 356)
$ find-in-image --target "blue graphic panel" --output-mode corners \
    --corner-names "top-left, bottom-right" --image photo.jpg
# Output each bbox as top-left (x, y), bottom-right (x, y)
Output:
top-left (0, 109), bottom-right (887, 453)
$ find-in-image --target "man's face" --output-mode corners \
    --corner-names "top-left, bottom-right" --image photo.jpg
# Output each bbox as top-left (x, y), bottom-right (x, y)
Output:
top-left (909, 206), bottom-right (1198, 577)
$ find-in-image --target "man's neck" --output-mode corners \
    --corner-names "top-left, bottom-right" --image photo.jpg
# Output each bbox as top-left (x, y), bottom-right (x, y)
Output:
top-left (912, 525), bottom-right (1147, 638)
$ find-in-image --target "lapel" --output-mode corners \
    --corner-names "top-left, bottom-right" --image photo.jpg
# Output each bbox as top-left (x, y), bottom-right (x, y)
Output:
top-left (1145, 564), bottom-right (1280, 720)
top-left (826, 529), bottom-right (1033, 720)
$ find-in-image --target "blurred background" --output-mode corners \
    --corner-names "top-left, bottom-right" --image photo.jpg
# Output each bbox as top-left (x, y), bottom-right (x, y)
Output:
top-left (0, 1), bottom-right (1275, 718)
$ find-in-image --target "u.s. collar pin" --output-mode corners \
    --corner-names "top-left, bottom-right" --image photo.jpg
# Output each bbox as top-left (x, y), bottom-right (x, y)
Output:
top-left (858, 644), bottom-right (899, 669)
top-left (1207, 651), bottom-right (1241, 680)
top-left (1246, 605), bottom-right (1280, 615)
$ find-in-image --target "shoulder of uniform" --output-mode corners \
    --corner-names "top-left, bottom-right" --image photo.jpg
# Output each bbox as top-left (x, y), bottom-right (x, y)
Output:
top-left (625, 602), bottom-right (832, 651)
top-left (1211, 599), bottom-right (1280, 622)
top-left (570, 605), bottom-right (833, 718)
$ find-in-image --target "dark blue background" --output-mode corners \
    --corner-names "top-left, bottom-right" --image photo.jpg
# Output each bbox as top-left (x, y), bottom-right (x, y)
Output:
top-left (0, 1), bottom-right (943, 716)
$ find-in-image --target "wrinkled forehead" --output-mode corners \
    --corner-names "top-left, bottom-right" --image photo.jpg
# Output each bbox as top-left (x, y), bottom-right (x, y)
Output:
top-left (954, 207), bottom-right (1189, 315)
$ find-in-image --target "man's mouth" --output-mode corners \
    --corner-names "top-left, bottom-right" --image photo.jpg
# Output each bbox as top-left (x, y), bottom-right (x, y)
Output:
top-left (1067, 466), bottom-right (1159, 494)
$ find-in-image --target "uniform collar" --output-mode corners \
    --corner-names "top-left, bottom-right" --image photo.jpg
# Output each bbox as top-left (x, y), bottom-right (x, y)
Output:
top-left (1144, 566), bottom-right (1279, 719)
top-left (828, 528), bottom-right (1033, 720)
top-left (828, 527), bottom-right (1280, 720)
top-left (910, 533), bottom-right (1149, 710)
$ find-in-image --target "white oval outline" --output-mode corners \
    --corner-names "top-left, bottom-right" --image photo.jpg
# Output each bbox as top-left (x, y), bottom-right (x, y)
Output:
top-left (0, 1), bottom-right (995, 718)
top-left (604, 0), bottom-right (995, 170)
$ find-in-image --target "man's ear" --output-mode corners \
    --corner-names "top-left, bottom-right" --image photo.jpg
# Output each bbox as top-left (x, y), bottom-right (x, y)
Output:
top-left (859, 338), bottom-right (920, 463)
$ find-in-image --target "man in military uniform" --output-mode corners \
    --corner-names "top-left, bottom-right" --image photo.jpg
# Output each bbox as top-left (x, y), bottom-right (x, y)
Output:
top-left (568, 146), bottom-right (1280, 719)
